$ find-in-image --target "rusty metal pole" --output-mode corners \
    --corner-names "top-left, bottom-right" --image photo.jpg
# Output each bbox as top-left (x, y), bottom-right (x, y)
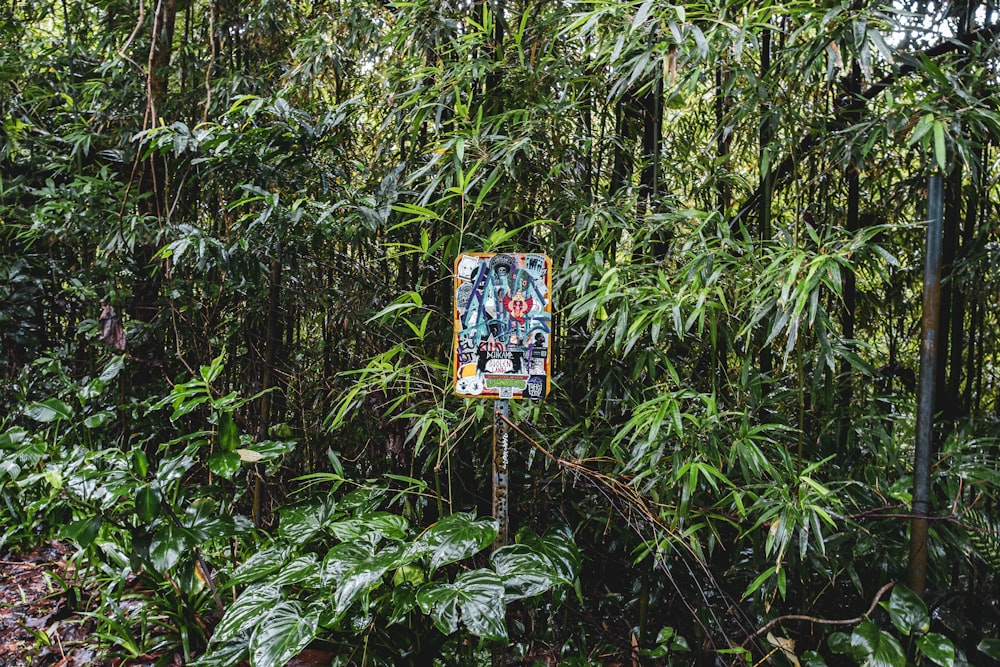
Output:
top-left (492, 399), bottom-right (510, 549)
top-left (908, 173), bottom-right (943, 597)
top-left (492, 399), bottom-right (510, 667)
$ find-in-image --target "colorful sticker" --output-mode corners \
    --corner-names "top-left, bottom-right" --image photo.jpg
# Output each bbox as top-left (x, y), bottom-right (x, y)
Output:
top-left (454, 253), bottom-right (552, 400)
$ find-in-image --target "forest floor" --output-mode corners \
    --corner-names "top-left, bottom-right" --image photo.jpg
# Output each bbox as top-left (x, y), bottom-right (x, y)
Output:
top-left (0, 541), bottom-right (165, 667)
top-left (0, 542), bottom-right (341, 667)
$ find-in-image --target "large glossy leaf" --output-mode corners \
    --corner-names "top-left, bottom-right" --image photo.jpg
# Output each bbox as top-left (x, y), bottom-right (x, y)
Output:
top-left (850, 620), bottom-right (905, 667)
top-left (828, 631), bottom-right (852, 655)
top-left (416, 569), bottom-right (506, 640)
top-left (329, 511), bottom-right (409, 545)
top-left (24, 398), bottom-right (74, 423)
top-left (322, 541), bottom-right (374, 586)
top-left (218, 410), bottom-right (239, 451)
top-left (979, 638), bottom-right (1000, 660)
top-left (0, 427), bottom-right (29, 449)
top-left (270, 555), bottom-right (320, 588)
top-left (278, 496), bottom-right (335, 545)
top-left (227, 546), bottom-right (290, 587)
top-left (249, 600), bottom-right (320, 667)
top-left (149, 521), bottom-right (192, 573)
top-left (333, 543), bottom-right (414, 618)
top-left (866, 632), bottom-right (905, 667)
top-left (513, 528), bottom-right (580, 581)
top-left (800, 651), bottom-right (829, 667)
top-left (135, 484), bottom-right (160, 522)
top-left (413, 512), bottom-right (497, 570)
top-left (886, 584), bottom-right (929, 636)
top-left (184, 498), bottom-right (252, 541)
top-left (190, 632), bottom-right (249, 667)
top-left (490, 545), bottom-right (563, 601)
top-left (849, 621), bottom-right (879, 662)
top-left (208, 451), bottom-right (242, 479)
top-left (211, 585), bottom-right (282, 645)
top-left (916, 632), bottom-right (955, 667)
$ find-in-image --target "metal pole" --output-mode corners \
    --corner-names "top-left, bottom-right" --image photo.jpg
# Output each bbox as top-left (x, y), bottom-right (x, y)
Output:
top-left (492, 399), bottom-right (510, 667)
top-left (492, 399), bottom-right (510, 548)
top-left (908, 173), bottom-right (943, 597)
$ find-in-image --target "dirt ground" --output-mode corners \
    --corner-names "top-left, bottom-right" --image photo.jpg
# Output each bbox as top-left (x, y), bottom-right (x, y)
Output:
top-left (0, 542), bottom-right (337, 667)
top-left (0, 541), bottom-right (169, 667)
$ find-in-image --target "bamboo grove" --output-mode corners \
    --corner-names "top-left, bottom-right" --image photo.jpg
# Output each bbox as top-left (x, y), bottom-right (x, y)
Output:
top-left (2, 0), bottom-right (1000, 665)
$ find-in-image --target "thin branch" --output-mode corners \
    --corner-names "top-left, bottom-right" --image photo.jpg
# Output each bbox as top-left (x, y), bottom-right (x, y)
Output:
top-left (118, 0), bottom-right (146, 70)
top-left (744, 581), bottom-right (895, 646)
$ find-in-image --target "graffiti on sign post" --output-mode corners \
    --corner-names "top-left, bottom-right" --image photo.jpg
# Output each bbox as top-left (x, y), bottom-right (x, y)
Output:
top-left (453, 253), bottom-right (552, 400)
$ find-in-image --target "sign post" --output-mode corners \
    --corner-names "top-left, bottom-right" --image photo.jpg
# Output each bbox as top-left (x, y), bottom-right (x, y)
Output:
top-left (453, 251), bottom-right (551, 667)
top-left (492, 399), bottom-right (510, 547)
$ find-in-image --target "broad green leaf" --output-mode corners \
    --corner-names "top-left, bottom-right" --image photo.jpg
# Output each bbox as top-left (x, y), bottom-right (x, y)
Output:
top-left (227, 547), bottom-right (290, 587)
top-left (218, 410), bottom-right (239, 451)
top-left (190, 633), bottom-right (249, 667)
top-left (330, 512), bottom-right (409, 544)
top-left (932, 120), bottom-right (946, 172)
top-left (25, 398), bottom-right (74, 423)
top-left (413, 512), bottom-right (498, 570)
top-left (886, 584), bottom-right (929, 636)
top-left (155, 453), bottom-right (196, 486)
top-left (416, 569), bottom-right (507, 640)
top-left (98, 355), bottom-right (125, 382)
top-left (211, 585), bottom-right (282, 645)
top-left (149, 521), bottom-right (192, 573)
top-left (916, 632), bottom-right (955, 666)
top-left (850, 619), bottom-right (905, 667)
top-left (278, 496), bottom-right (335, 545)
top-left (849, 620), bottom-right (879, 662)
top-left (184, 498), bottom-right (252, 541)
top-left (83, 411), bottom-right (113, 428)
top-left (0, 459), bottom-right (21, 480)
top-left (333, 560), bottom-right (390, 618)
top-left (515, 528), bottom-right (581, 582)
top-left (800, 651), bottom-right (829, 667)
top-left (207, 451), bottom-right (242, 479)
top-left (135, 484), bottom-right (160, 522)
top-left (270, 555), bottom-right (320, 587)
top-left (867, 631), bottom-right (905, 667)
top-left (491, 545), bottom-right (562, 601)
top-left (0, 428), bottom-right (29, 449)
top-left (333, 544), bottom-right (414, 618)
top-left (249, 600), bottom-right (319, 667)
top-left (64, 516), bottom-right (101, 548)
top-left (979, 638), bottom-right (1000, 660)
top-left (322, 542), bottom-right (375, 585)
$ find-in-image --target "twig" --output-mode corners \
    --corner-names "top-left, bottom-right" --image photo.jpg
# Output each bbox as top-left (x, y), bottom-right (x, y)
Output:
top-left (744, 581), bottom-right (896, 646)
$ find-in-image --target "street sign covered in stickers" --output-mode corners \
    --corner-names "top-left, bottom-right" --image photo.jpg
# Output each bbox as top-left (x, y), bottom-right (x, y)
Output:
top-left (453, 253), bottom-right (552, 399)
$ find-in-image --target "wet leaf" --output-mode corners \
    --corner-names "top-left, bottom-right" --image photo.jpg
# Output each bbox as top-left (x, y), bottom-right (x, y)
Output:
top-left (417, 569), bottom-right (506, 640)
top-left (886, 584), bottom-right (929, 636)
top-left (135, 484), bottom-right (160, 522)
top-left (25, 398), bottom-right (74, 423)
top-left (249, 600), bottom-right (319, 667)
top-left (412, 512), bottom-right (497, 570)
top-left (212, 585), bottom-right (282, 645)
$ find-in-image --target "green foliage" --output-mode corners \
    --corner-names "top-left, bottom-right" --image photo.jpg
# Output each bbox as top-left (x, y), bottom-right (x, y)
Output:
top-left (4, 0), bottom-right (1000, 665)
top-left (194, 488), bottom-right (579, 666)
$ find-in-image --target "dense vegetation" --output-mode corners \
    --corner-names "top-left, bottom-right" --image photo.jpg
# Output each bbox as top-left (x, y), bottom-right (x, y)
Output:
top-left (3, 0), bottom-right (1000, 664)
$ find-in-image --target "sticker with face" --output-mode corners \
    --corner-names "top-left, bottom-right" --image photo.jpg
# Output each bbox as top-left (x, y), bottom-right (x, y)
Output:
top-left (457, 255), bottom-right (480, 280)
